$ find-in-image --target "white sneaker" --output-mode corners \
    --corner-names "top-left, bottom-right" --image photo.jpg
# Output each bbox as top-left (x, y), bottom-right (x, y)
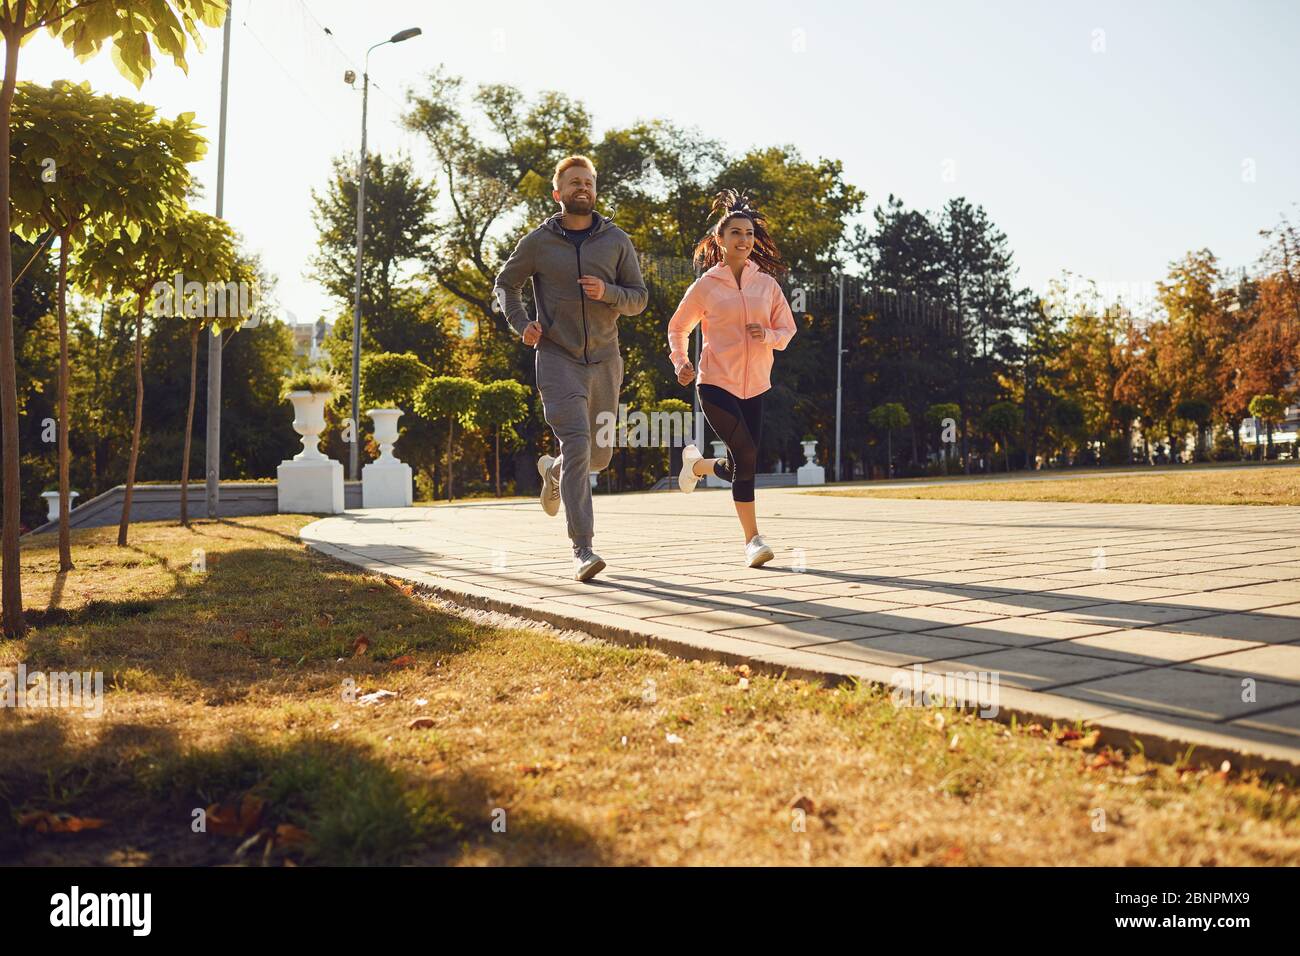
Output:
top-left (538, 455), bottom-right (560, 517)
top-left (574, 548), bottom-right (606, 582)
top-left (746, 534), bottom-right (774, 568)
top-left (679, 443), bottom-right (704, 492)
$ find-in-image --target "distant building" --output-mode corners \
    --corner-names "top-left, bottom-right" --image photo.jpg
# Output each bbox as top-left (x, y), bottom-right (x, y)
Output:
top-left (1240, 403), bottom-right (1299, 457)
top-left (291, 318), bottom-right (332, 365)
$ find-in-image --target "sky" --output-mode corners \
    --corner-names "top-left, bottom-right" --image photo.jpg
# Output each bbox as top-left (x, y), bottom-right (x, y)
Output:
top-left (19, 0), bottom-right (1300, 326)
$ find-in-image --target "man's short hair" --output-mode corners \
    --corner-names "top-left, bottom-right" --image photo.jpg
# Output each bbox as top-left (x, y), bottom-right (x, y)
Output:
top-left (553, 155), bottom-right (597, 190)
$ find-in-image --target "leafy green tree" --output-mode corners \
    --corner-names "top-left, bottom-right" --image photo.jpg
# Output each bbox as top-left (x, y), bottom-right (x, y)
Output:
top-left (414, 376), bottom-right (479, 500)
top-left (981, 401), bottom-right (1023, 473)
top-left (925, 402), bottom-right (961, 473)
top-left (868, 402), bottom-right (910, 478)
top-left (360, 350), bottom-right (431, 409)
top-left (1248, 393), bottom-right (1285, 459)
top-left (474, 379), bottom-right (529, 496)
top-left (75, 203), bottom-right (217, 546)
top-left (0, 0), bottom-right (226, 636)
top-left (309, 152), bottom-right (436, 322)
top-left (150, 211), bottom-right (251, 525)
top-left (1175, 398), bottom-right (1213, 461)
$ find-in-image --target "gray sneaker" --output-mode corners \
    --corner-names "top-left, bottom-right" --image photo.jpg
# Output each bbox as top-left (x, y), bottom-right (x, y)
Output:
top-left (573, 547), bottom-right (606, 582)
top-left (538, 455), bottom-right (560, 517)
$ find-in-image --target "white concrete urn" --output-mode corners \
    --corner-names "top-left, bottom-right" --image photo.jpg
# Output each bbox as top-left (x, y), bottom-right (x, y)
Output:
top-left (367, 408), bottom-right (403, 463)
top-left (41, 489), bottom-right (79, 521)
top-left (278, 389), bottom-right (344, 514)
top-left (288, 390), bottom-right (331, 460)
top-left (797, 438), bottom-right (825, 486)
top-left (362, 407), bottom-right (413, 508)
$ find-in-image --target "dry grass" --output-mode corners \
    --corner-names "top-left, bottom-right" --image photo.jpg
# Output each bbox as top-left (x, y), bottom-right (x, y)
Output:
top-left (1, 516), bottom-right (1297, 866)
top-left (813, 464), bottom-right (1300, 507)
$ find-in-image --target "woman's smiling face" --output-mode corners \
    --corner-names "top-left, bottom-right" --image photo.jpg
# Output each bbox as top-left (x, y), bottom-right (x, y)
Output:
top-left (718, 215), bottom-right (755, 261)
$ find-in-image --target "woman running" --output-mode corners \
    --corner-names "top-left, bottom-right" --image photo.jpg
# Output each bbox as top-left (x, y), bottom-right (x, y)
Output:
top-left (667, 189), bottom-right (797, 567)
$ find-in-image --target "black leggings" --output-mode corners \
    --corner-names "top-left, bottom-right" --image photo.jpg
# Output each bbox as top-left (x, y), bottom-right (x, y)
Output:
top-left (698, 383), bottom-right (763, 502)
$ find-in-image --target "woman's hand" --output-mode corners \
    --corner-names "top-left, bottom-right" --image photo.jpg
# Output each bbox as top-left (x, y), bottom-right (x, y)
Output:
top-left (676, 360), bottom-right (696, 386)
top-left (746, 323), bottom-right (766, 340)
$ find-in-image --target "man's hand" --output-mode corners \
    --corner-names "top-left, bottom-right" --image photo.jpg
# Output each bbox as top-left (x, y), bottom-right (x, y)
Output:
top-left (578, 275), bottom-right (606, 300)
top-left (522, 320), bottom-right (543, 347)
top-left (746, 322), bottom-right (766, 340)
top-left (676, 360), bottom-right (696, 386)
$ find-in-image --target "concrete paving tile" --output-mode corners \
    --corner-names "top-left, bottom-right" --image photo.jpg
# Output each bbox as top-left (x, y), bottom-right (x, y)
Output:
top-left (795, 631), bottom-right (1010, 668)
top-left (1030, 603), bottom-right (1216, 629)
top-left (916, 647), bottom-right (1145, 691)
top-left (714, 617), bottom-right (895, 649)
top-left (927, 616), bottom-right (1121, 646)
top-left (1158, 611), bottom-right (1300, 645)
top-left (1044, 628), bottom-right (1259, 664)
top-left (1181, 643), bottom-right (1300, 682)
top-left (642, 605), bottom-right (805, 632)
top-left (1051, 667), bottom-right (1300, 721)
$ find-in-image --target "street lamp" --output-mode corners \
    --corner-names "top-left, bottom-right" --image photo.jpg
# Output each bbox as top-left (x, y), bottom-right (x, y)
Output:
top-left (347, 26), bottom-right (422, 481)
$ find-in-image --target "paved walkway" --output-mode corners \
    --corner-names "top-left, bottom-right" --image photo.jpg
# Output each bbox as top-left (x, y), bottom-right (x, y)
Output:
top-left (301, 488), bottom-right (1300, 773)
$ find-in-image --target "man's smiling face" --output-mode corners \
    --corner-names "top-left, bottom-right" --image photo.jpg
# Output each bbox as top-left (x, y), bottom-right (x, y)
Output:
top-left (554, 165), bottom-right (596, 215)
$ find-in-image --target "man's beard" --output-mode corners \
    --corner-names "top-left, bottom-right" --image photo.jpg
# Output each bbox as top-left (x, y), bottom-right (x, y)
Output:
top-left (565, 195), bottom-right (594, 215)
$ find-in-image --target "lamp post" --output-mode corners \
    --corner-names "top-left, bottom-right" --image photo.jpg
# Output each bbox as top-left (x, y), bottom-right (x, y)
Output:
top-left (347, 26), bottom-right (422, 482)
top-left (205, 1), bottom-right (234, 518)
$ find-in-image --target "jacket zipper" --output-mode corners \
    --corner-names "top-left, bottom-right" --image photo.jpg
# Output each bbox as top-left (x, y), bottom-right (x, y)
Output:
top-left (738, 269), bottom-right (748, 397)
top-left (574, 228), bottom-right (592, 365)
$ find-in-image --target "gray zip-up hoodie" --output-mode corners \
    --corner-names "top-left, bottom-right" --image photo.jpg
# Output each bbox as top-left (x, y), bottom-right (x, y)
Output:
top-left (493, 212), bottom-right (648, 365)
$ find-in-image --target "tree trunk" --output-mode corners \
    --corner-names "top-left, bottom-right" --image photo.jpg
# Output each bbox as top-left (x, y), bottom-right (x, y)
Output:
top-left (886, 431), bottom-right (893, 478)
top-left (56, 231), bottom-right (73, 571)
top-left (494, 429), bottom-right (501, 497)
top-left (1003, 433), bottom-right (1010, 473)
top-left (0, 14), bottom-right (27, 636)
top-left (118, 300), bottom-right (145, 547)
top-left (446, 416), bottom-right (455, 501)
top-left (180, 322), bottom-right (200, 526)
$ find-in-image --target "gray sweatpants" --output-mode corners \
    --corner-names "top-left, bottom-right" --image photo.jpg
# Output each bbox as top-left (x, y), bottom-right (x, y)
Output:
top-left (535, 349), bottom-right (624, 551)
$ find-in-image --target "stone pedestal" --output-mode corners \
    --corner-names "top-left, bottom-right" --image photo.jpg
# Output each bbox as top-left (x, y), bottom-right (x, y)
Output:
top-left (797, 439), bottom-right (825, 486)
top-left (278, 458), bottom-right (345, 513)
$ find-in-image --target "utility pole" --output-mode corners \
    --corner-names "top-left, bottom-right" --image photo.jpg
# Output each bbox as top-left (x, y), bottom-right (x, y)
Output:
top-left (834, 273), bottom-right (844, 482)
top-left (205, 1), bottom-right (233, 518)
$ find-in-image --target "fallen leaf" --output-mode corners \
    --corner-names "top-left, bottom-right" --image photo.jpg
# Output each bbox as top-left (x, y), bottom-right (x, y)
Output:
top-left (233, 628), bottom-right (251, 646)
top-left (519, 760), bottom-right (564, 776)
top-left (790, 795), bottom-right (816, 814)
top-left (318, 612), bottom-right (334, 626)
top-left (274, 824), bottom-right (310, 851)
top-left (390, 655), bottom-right (415, 668)
top-left (408, 717), bottom-right (436, 729)
top-left (1022, 723), bottom-right (1047, 738)
top-left (239, 794), bottom-right (265, 833)
top-left (1056, 728), bottom-right (1101, 750)
top-left (18, 811), bottom-right (106, 834)
top-left (351, 635), bottom-right (370, 657)
top-left (205, 803), bottom-right (243, 837)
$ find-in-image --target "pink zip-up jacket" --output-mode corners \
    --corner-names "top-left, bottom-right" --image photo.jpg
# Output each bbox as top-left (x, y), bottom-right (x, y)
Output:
top-left (667, 258), bottom-right (797, 400)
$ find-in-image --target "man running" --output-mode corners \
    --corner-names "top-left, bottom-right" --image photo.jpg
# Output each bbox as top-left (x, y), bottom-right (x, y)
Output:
top-left (494, 155), bottom-right (648, 581)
